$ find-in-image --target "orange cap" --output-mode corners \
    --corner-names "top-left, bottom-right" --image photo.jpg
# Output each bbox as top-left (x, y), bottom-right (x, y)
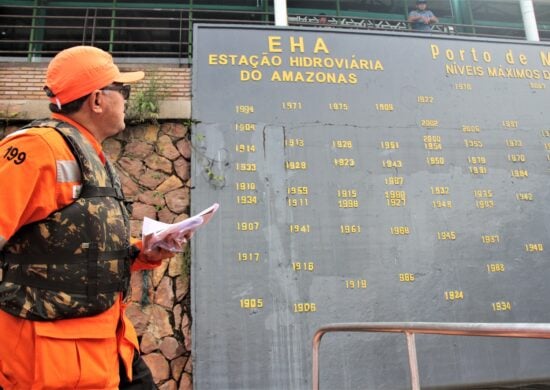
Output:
top-left (44, 45), bottom-right (144, 106)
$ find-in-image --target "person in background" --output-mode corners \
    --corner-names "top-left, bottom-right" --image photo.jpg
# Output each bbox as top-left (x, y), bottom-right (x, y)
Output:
top-left (318, 13), bottom-right (328, 25)
top-left (408, 0), bottom-right (439, 31)
top-left (0, 45), bottom-right (175, 389)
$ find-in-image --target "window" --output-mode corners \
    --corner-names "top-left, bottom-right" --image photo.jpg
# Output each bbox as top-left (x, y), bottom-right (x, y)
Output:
top-left (0, 6), bottom-right (34, 56)
top-left (111, 9), bottom-right (187, 57)
top-left (340, 0), bottom-right (401, 14)
top-left (287, 0), bottom-right (337, 12)
top-left (407, 0), bottom-right (453, 19)
top-left (470, 0), bottom-right (522, 23)
top-left (41, 7), bottom-right (113, 55)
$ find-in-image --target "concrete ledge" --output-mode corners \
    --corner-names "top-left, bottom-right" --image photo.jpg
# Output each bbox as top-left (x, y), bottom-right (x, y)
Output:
top-left (160, 99), bottom-right (191, 119)
top-left (0, 100), bottom-right (50, 120)
top-left (0, 99), bottom-right (191, 121)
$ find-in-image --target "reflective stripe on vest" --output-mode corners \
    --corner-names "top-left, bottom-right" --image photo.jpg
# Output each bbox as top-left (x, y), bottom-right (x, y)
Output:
top-left (56, 160), bottom-right (81, 183)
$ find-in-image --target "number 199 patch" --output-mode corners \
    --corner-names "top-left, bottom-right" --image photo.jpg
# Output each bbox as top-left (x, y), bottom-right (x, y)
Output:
top-left (3, 146), bottom-right (26, 165)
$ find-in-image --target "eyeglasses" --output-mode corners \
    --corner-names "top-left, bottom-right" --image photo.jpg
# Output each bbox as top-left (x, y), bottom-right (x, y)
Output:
top-left (101, 84), bottom-right (131, 100)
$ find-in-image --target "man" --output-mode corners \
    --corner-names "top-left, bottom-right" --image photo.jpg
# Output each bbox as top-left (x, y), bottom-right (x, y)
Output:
top-left (0, 46), bottom-right (174, 389)
top-left (408, 0), bottom-right (439, 31)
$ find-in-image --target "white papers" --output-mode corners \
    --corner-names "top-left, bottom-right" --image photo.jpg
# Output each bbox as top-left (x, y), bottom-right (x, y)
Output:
top-left (142, 203), bottom-right (219, 252)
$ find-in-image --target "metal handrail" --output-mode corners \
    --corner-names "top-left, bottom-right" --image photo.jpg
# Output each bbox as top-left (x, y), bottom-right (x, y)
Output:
top-left (312, 322), bottom-right (550, 390)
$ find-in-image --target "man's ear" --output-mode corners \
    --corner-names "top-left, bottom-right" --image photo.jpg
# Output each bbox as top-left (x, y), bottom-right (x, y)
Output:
top-left (89, 90), bottom-right (103, 113)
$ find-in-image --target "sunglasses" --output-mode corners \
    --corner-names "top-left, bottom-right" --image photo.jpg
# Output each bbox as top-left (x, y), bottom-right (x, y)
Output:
top-left (101, 84), bottom-right (131, 100)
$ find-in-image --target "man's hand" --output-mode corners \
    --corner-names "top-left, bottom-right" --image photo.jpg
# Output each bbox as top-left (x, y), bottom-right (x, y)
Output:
top-left (141, 246), bottom-right (175, 264)
top-left (130, 240), bottom-right (180, 271)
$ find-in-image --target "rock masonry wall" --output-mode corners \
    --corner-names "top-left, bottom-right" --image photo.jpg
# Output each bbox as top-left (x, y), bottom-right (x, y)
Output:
top-left (1, 121), bottom-right (194, 390)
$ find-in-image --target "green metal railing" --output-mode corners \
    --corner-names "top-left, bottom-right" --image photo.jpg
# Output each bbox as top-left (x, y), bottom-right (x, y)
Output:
top-left (0, 5), bottom-right (273, 63)
top-left (0, 4), bottom-right (545, 64)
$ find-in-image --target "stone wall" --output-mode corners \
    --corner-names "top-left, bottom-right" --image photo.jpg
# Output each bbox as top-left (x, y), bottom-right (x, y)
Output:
top-left (1, 121), bottom-right (194, 390)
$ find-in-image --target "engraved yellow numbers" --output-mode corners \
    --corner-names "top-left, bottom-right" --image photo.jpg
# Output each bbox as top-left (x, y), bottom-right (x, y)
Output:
top-left (455, 83), bottom-right (472, 90)
top-left (417, 96), bottom-right (434, 103)
top-left (285, 161), bottom-right (307, 170)
top-left (487, 263), bottom-right (505, 272)
top-left (236, 163), bottom-right (257, 172)
top-left (525, 243), bottom-right (544, 252)
top-left (237, 195), bottom-right (257, 205)
top-left (332, 140), bottom-right (353, 148)
top-left (437, 231), bottom-right (456, 240)
top-left (285, 138), bottom-right (304, 147)
top-left (421, 119), bottom-right (439, 128)
top-left (236, 221), bottom-right (260, 231)
top-left (433, 200), bottom-right (453, 208)
top-left (292, 262), bottom-right (315, 271)
top-left (288, 198), bottom-right (309, 207)
top-left (329, 102), bottom-right (349, 111)
top-left (506, 139), bottom-right (523, 147)
top-left (235, 123), bottom-right (256, 132)
top-left (282, 101), bottom-right (302, 110)
top-left (385, 176), bottom-right (404, 185)
top-left (240, 298), bottom-right (263, 309)
top-left (236, 105), bottom-right (254, 114)
top-left (492, 301), bottom-right (512, 311)
top-left (468, 156), bottom-right (487, 175)
top-left (385, 191), bottom-right (406, 207)
top-left (481, 235), bottom-right (500, 244)
top-left (464, 139), bottom-right (483, 148)
top-left (507, 154), bottom-right (526, 162)
top-left (236, 182), bottom-right (256, 191)
top-left (502, 120), bottom-right (519, 129)
top-left (288, 186), bottom-right (308, 195)
top-left (375, 103), bottom-right (394, 111)
top-left (399, 273), bottom-right (415, 282)
top-left (293, 303), bottom-right (316, 313)
top-left (338, 199), bottom-right (359, 208)
top-left (333, 158), bottom-right (356, 167)
top-left (290, 224), bottom-right (310, 233)
top-left (516, 192), bottom-right (533, 201)
top-left (444, 290), bottom-right (464, 300)
top-left (238, 252), bottom-right (260, 262)
top-left (338, 189), bottom-right (359, 208)
top-left (476, 200), bottom-right (494, 208)
top-left (431, 186), bottom-right (449, 195)
top-left (424, 135), bottom-right (442, 150)
top-left (340, 225), bottom-right (361, 234)
top-left (382, 160), bottom-right (403, 168)
top-left (474, 189), bottom-right (494, 209)
top-left (432, 190), bottom-right (451, 206)
top-left (474, 189), bottom-right (494, 197)
top-left (337, 189), bottom-right (357, 198)
top-left (511, 169), bottom-right (528, 178)
top-left (470, 166), bottom-right (488, 174)
top-left (380, 141), bottom-right (399, 149)
top-left (426, 156), bottom-right (445, 166)
top-left (345, 279), bottom-right (368, 289)
top-left (235, 144), bottom-right (256, 153)
top-left (462, 125), bottom-right (480, 133)
top-left (288, 184), bottom-right (309, 207)
top-left (468, 156), bottom-right (486, 164)
top-left (391, 226), bottom-right (410, 235)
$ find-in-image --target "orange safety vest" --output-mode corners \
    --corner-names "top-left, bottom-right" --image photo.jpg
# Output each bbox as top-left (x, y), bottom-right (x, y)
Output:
top-left (0, 114), bottom-right (147, 389)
